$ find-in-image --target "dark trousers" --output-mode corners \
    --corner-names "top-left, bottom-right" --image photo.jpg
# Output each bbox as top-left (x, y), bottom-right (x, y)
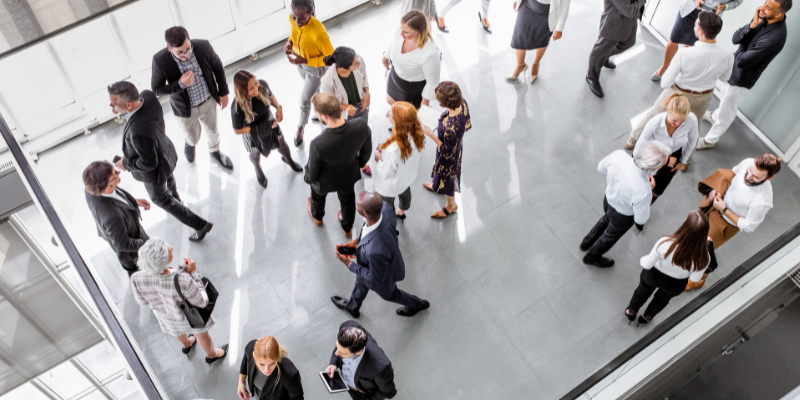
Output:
top-left (117, 252), bottom-right (139, 277)
top-left (628, 267), bottom-right (688, 318)
top-left (348, 389), bottom-right (366, 400)
top-left (310, 186), bottom-right (356, 233)
top-left (143, 174), bottom-right (207, 230)
top-left (652, 148), bottom-right (682, 202)
top-left (380, 187), bottom-right (412, 211)
top-left (587, 25), bottom-right (638, 81)
top-left (582, 197), bottom-right (635, 259)
top-left (346, 275), bottom-right (426, 312)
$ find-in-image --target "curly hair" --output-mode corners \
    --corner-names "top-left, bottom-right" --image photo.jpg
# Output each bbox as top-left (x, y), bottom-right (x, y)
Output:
top-left (434, 81), bottom-right (462, 110)
top-left (381, 102), bottom-right (426, 161)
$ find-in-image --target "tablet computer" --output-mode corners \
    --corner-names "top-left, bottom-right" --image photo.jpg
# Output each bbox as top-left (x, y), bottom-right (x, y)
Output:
top-left (417, 105), bottom-right (441, 131)
top-left (319, 369), bottom-right (349, 393)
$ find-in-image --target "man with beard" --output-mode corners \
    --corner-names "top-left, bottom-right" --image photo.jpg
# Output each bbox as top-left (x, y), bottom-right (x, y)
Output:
top-left (687, 153), bottom-right (781, 290)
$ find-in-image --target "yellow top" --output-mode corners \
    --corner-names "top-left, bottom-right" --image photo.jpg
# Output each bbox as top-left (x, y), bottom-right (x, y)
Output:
top-left (289, 15), bottom-right (334, 68)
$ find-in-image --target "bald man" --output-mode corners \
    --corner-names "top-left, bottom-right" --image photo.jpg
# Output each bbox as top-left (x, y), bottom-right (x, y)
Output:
top-left (331, 192), bottom-right (430, 318)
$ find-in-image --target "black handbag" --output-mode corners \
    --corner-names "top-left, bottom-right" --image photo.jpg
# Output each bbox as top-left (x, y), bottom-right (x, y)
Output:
top-left (174, 269), bottom-right (218, 329)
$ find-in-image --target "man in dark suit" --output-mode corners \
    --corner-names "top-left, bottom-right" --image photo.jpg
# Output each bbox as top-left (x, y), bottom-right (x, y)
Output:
top-left (331, 191), bottom-right (430, 318)
top-left (586, 0), bottom-right (647, 97)
top-left (151, 26), bottom-right (233, 170)
top-left (324, 321), bottom-right (397, 400)
top-left (83, 161), bottom-right (150, 276)
top-left (108, 81), bottom-right (213, 241)
top-left (304, 92), bottom-right (372, 237)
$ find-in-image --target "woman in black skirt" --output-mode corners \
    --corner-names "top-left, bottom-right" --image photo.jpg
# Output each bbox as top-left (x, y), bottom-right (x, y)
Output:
top-left (232, 70), bottom-right (303, 189)
top-left (651, 0), bottom-right (742, 81)
top-left (507, 0), bottom-right (571, 83)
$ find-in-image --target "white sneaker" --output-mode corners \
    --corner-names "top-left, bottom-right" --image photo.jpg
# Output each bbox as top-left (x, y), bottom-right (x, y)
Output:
top-left (696, 137), bottom-right (715, 150)
top-left (703, 111), bottom-right (715, 124)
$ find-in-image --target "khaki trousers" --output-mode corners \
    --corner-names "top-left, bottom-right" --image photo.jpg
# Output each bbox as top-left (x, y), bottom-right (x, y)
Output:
top-left (176, 99), bottom-right (221, 152)
top-left (698, 169), bottom-right (739, 249)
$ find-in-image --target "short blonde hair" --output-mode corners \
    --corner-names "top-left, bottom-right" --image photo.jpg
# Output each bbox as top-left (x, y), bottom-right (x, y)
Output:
top-left (662, 92), bottom-right (691, 115)
top-left (311, 92), bottom-right (341, 120)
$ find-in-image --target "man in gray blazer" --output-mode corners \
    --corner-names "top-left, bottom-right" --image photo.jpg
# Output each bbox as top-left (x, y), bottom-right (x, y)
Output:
top-left (586, 0), bottom-right (647, 97)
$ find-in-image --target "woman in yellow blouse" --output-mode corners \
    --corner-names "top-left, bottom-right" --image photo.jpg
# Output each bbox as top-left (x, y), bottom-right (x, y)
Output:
top-left (284, 0), bottom-right (334, 146)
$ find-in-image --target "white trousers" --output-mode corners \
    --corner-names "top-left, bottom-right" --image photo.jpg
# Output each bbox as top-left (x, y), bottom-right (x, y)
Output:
top-left (704, 83), bottom-right (750, 144)
top-left (438, 0), bottom-right (491, 18)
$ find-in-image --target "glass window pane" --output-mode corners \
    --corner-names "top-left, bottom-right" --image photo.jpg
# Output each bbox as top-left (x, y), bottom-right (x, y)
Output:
top-left (50, 18), bottom-right (129, 98)
top-left (0, 382), bottom-right (49, 400)
top-left (14, 205), bottom-right (68, 266)
top-left (113, 0), bottom-right (177, 73)
top-left (77, 388), bottom-right (106, 400)
top-left (0, 45), bottom-right (75, 123)
top-left (77, 342), bottom-right (126, 381)
top-left (240, 0), bottom-right (284, 24)
top-left (177, 0), bottom-right (235, 41)
top-left (37, 361), bottom-right (94, 399)
top-left (105, 376), bottom-right (144, 400)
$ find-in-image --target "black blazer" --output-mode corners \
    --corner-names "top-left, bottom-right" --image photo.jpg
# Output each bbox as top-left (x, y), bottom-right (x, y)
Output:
top-left (348, 201), bottom-right (405, 295)
top-left (330, 321), bottom-right (397, 400)
top-left (729, 19), bottom-right (787, 89)
top-left (239, 340), bottom-right (304, 400)
top-left (121, 90), bottom-right (178, 184)
top-left (151, 39), bottom-right (229, 118)
top-left (84, 187), bottom-right (148, 273)
top-left (304, 119), bottom-right (372, 193)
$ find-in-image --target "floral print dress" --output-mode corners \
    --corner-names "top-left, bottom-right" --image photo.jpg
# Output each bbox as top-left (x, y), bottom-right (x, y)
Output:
top-left (431, 99), bottom-right (471, 196)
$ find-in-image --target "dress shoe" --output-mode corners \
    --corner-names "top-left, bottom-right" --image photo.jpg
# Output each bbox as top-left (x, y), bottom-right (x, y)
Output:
top-left (189, 222), bottom-right (214, 242)
top-left (255, 167), bottom-right (268, 188)
top-left (210, 151), bottom-right (233, 170)
top-left (311, 113), bottom-right (319, 121)
top-left (579, 242), bottom-right (591, 252)
top-left (586, 76), bottom-right (604, 98)
top-left (294, 126), bottom-right (305, 147)
top-left (281, 156), bottom-right (303, 172)
top-left (582, 255), bottom-right (614, 268)
top-left (338, 210), bottom-right (352, 238)
top-left (478, 12), bottom-right (491, 34)
top-left (624, 137), bottom-right (635, 150)
top-left (434, 13), bottom-right (449, 33)
top-left (397, 300), bottom-right (430, 317)
top-left (184, 143), bottom-right (196, 163)
top-left (308, 198), bottom-right (323, 226)
top-left (695, 137), bottom-right (715, 150)
top-left (331, 296), bottom-right (360, 318)
top-left (205, 344), bottom-right (229, 365)
top-left (604, 59), bottom-right (617, 69)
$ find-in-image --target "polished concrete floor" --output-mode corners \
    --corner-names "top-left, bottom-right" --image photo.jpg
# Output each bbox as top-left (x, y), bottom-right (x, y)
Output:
top-left (29, 0), bottom-right (800, 399)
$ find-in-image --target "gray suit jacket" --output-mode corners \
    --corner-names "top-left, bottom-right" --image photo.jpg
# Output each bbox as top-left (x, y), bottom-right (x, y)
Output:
top-left (599, 0), bottom-right (645, 41)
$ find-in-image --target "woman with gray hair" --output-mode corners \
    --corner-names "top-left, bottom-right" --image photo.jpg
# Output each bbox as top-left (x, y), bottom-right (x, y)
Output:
top-left (130, 238), bottom-right (228, 364)
top-left (579, 142), bottom-right (671, 268)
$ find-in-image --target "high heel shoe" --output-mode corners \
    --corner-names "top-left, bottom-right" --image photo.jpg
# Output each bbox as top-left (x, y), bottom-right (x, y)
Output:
top-left (624, 309), bottom-right (636, 322)
top-left (478, 12), bottom-right (491, 34)
top-left (505, 63), bottom-right (528, 81)
top-left (637, 315), bottom-right (651, 326)
top-left (434, 13), bottom-right (449, 33)
top-left (530, 61), bottom-right (539, 84)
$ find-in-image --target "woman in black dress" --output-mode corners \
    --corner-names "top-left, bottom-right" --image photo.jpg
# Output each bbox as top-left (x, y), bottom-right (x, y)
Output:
top-left (232, 70), bottom-right (303, 189)
top-left (507, 0), bottom-right (571, 83)
top-left (237, 336), bottom-right (303, 400)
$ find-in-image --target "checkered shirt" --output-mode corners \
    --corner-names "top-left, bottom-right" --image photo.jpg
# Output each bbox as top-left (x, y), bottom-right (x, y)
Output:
top-left (174, 51), bottom-right (212, 108)
top-left (130, 268), bottom-right (215, 336)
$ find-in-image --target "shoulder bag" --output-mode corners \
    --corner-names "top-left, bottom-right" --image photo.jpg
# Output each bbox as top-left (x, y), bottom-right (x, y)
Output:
top-left (173, 269), bottom-right (219, 329)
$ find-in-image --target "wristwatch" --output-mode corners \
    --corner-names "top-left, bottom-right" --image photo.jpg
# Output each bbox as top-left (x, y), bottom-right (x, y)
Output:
top-left (722, 207), bottom-right (729, 214)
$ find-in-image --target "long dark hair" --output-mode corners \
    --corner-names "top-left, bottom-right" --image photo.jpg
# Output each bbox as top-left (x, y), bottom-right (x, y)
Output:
top-left (323, 46), bottom-right (356, 69)
top-left (663, 211), bottom-right (710, 271)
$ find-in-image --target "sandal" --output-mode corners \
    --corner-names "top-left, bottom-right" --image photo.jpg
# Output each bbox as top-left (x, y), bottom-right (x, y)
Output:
top-left (181, 334), bottom-right (196, 355)
top-left (422, 182), bottom-right (435, 192)
top-left (205, 344), bottom-right (229, 365)
top-left (431, 206), bottom-right (457, 219)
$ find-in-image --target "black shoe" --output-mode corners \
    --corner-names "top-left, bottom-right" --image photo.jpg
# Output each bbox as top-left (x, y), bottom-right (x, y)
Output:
top-left (281, 156), bottom-right (303, 172)
top-left (586, 75), bottom-right (604, 98)
top-left (579, 242), bottom-right (591, 252)
top-left (205, 344), bottom-right (229, 365)
top-left (181, 334), bottom-right (196, 355)
top-left (395, 213), bottom-right (407, 221)
top-left (210, 151), bottom-right (233, 170)
top-left (582, 255), bottom-right (614, 268)
top-left (625, 309), bottom-right (636, 322)
top-left (189, 222), bottom-right (213, 241)
top-left (397, 300), bottom-right (430, 317)
top-left (478, 12), bottom-right (491, 34)
top-left (604, 59), bottom-right (617, 69)
top-left (434, 13), bottom-right (449, 33)
top-left (295, 126), bottom-right (304, 147)
top-left (255, 167), bottom-right (268, 188)
top-left (311, 114), bottom-right (319, 121)
top-left (637, 315), bottom-right (651, 326)
top-left (331, 296), bottom-right (360, 318)
top-left (184, 143), bottom-right (196, 163)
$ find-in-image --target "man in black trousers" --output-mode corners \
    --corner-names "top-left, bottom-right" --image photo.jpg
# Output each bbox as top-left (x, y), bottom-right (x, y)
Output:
top-left (108, 81), bottom-right (213, 241)
top-left (304, 92), bottom-right (372, 238)
top-left (83, 160), bottom-right (149, 277)
top-left (151, 26), bottom-right (233, 170)
top-left (324, 320), bottom-right (397, 400)
top-left (331, 191), bottom-right (430, 318)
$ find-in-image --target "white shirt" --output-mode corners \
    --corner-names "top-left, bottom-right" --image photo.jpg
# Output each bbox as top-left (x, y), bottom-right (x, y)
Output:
top-left (374, 141), bottom-right (422, 197)
top-left (341, 351), bottom-right (364, 389)
top-left (634, 112), bottom-right (699, 165)
top-left (722, 158), bottom-right (773, 232)
top-left (384, 28), bottom-right (442, 100)
top-left (360, 213), bottom-right (383, 240)
top-left (661, 41), bottom-right (733, 92)
top-left (598, 150), bottom-right (652, 225)
top-left (101, 189), bottom-right (129, 205)
top-left (678, 0), bottom-right (742, 18)
top-left (640, 238), bottom-right (708, 282)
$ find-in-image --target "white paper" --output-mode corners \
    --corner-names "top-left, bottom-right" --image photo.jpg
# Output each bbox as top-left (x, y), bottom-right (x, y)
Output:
top-left (417, 105), bottom-right (441, 130)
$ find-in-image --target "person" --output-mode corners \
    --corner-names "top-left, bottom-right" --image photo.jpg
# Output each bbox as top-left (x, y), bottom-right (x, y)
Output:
top-left (433, 0), bottom-right (495, 33)
top-left (631, 93), bottom-right (699, 203)
top-left (690, 154), bottom-right (781, 290)
top-left (237, 336), bottom-right (303, 400)
top-left (625, 12), bottom-right (732, 163)
top-left (83, 161), bottom-right (150, 277)
top-left (331, 192), bottom-right (431, 318)
top-left (151, 26), bottom-right (233, 170)
top-left (324, 321), bottom-right (397, 400)
top-left (626, 211), bottom-right (718, 324)
top-left (108, 81), bottom-right (214, 241)
top-left (231, 70), bottom-right (303, 189)
top-left (697, 0), bottom-right (791, 149)
top-left (304, 93), bottom-right (372, 237)
top-left (400, 0), bottom-right (448, 32)
top-left (285, 0), bottom-right (334, 146)
top-left (506, 0), bottom-right (571, 83)
top-left (131, 238), bottom-right (228, 363)
top-left (580, 142), bottom-right (672, 268)
top-left (382, 10), bottom-right (442, 109)
top-left (650, 0), bottom-right (743, 81)
top-left (422, 81), bottom-right (471, 219)
top-left (585, 0), bottom-right (646, 97)
top-left (374, 102), bottom-right (426, 220)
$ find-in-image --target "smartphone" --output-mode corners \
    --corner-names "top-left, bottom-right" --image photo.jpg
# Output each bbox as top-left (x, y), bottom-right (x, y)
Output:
top-left (337, 246), bottom-right (357, 256)
top-left (112, 155), bottom-right (121, 163)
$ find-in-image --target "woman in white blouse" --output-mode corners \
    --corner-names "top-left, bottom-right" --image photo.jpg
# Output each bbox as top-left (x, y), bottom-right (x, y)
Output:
top-left (374, 101), bottom-right (426, 219)
top-left (629, 93), bottom-right (698, 203)
top-left (507, 0), bottom-right (571, 83)
top-left (382, 10), bottom-right (442, 109)
top-left (626, 211), bottom-right (718, 325)
top-left (321, 46), bottom-right (370, 122)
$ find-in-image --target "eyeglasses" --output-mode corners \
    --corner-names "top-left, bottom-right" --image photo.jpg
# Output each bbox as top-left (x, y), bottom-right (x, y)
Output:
top-left (174, 44), bottom-right (193, 57)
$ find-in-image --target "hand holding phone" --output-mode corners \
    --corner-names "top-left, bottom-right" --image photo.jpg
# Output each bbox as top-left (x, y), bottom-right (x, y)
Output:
top-left (336, 245), bottom-right (357, 257)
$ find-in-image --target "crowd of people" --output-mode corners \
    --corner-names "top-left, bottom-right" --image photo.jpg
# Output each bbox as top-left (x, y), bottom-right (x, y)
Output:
top-left (77, 0), bottom-right (791, 397)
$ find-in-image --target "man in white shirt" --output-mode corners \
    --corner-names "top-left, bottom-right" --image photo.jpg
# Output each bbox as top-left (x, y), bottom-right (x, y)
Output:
top-left (626, 12), bottom-right (733, 157)
top-left (580, 142), bottom-right (672, 268)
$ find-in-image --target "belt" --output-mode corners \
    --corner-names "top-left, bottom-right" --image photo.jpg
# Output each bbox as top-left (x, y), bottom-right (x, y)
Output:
top-left (348, 386), bottom-right (365, 393)
top-left (675, 84), bottom-right (713, 95)
top-left (191, 97), bottom-right (212, 108)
